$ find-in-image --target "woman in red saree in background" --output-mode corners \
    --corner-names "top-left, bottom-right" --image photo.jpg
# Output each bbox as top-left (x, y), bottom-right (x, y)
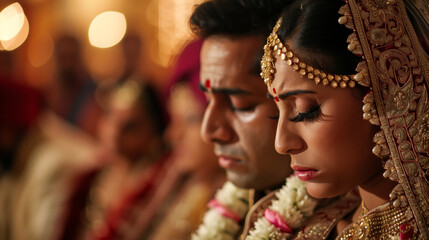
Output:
top-left (258, 0), bottom-right (429, 238)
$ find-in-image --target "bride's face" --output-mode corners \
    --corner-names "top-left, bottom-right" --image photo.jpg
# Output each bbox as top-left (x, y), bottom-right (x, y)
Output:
top-left (268, 56), bottom-right (383, 198)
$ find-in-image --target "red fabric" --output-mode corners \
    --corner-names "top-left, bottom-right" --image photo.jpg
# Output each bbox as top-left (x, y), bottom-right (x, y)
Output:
top-left (55, 165), bottom-right (102, 240)
top-left (90, 152), bottom-right (172, 240)
top-left (0, 75), bottom-right (43, 127)
top-left (400, 223), bottom-right (413, 240)
top-left (165, 39), bottom-right (206, 106)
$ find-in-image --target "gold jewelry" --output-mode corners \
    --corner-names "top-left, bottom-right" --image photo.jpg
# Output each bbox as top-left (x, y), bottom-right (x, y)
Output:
top-left (261, 18), bottom-right (359, 88)
top-left (360, 201), bottom-right (369, 217)
top-left (339, 204), bottom-right (408, 239)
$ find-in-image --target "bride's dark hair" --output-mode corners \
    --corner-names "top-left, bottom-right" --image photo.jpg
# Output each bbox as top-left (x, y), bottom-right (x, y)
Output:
top-left (277, 0), bottom-right (360, 76)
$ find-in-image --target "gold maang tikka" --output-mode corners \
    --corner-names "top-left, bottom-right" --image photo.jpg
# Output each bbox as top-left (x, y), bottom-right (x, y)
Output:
top-left (261, 18), bottom-right (364, 88)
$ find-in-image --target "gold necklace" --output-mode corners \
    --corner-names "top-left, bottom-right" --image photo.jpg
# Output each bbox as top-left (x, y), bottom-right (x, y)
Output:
top-left (359, 201), bottom-right (368, 218)
top-left (339, 203), bottom-right (408, 239)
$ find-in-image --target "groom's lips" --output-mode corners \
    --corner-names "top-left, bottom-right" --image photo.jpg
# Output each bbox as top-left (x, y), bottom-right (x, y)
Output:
top-left (218, 155), bottom-right (243, 169)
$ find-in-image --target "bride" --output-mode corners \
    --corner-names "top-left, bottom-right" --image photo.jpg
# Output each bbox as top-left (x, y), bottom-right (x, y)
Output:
top-left (260, 0), bottom-right (429, 238)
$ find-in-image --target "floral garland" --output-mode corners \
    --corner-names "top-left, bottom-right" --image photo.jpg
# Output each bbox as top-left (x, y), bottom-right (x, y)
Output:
top-left (245, 174), bottom-right (318, 239)
top-left (192, 182), bottom-right (250, 240)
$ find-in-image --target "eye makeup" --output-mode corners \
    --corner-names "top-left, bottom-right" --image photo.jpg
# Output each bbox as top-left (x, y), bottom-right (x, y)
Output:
top-left (289, 104), bottom-right (321, 122)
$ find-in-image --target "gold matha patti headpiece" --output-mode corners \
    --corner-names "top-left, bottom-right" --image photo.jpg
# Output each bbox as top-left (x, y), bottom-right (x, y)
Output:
top-left (260, 18), bottom-right (369, 88)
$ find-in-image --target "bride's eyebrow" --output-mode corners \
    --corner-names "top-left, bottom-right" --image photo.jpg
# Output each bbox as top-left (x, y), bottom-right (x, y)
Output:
top-left (266, 90), bottom-right (316, 100)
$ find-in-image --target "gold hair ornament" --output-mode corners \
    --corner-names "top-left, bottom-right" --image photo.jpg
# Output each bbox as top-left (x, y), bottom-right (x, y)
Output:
top-left (261, 18), bottom-right (368, 88)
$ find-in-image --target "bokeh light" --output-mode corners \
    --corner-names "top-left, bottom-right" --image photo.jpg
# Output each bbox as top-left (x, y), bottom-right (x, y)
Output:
top-left (0, 13), bottom-right (29, 51)
top-left (0, 3), bottom-right (25, 41)
top-left (88, 11), bottom-right (127, 48)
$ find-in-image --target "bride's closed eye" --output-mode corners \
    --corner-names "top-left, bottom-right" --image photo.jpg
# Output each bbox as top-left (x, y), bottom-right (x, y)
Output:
top-left (289, 105), bottom-right (321, 122)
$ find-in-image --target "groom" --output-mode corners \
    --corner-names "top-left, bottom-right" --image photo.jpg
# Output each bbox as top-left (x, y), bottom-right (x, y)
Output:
top-left (190, 0), bottom-right (293, 238)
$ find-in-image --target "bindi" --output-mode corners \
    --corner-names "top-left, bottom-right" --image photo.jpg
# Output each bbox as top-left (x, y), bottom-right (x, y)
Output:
top-left (205, 79), bottom-right (211, 91)
top-left (273, 87), bottom-right (279, 102)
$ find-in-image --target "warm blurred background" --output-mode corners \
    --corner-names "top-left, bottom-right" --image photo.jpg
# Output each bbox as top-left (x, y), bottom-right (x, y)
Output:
top-left (0, 1), bottom-right (225, 240)
top-left (0, 0), bottom-right (202, 88)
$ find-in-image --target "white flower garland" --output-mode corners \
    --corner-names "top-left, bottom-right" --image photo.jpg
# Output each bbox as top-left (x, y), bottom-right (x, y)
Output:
top-left (245, 174), bottom-right (318, 240)
top-left (192, 182), bottom-right (250, 240)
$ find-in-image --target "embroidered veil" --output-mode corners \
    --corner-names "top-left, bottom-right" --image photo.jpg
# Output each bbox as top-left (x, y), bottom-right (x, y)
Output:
top-left (341, 0), bottom-right (429, 237)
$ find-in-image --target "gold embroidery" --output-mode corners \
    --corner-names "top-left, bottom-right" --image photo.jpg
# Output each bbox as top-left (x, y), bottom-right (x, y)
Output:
top-left (293, 190), bottom-right (361, 239)
top-left (340, 0), bottom-right (429, 236)
top-left (338, 204), bottom-right (408, 239)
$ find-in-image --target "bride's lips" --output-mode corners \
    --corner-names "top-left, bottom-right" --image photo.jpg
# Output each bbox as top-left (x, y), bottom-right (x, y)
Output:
top-left (292, 165), bottom-right (318, 181)
top-left (218, 155), bottom-right (243, 169)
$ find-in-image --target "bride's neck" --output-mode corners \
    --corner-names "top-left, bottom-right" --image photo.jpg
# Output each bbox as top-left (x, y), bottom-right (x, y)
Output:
top-left (335, 171), bottom-right (397, 235)
top-left (357, 169), bottom-right (397, 213)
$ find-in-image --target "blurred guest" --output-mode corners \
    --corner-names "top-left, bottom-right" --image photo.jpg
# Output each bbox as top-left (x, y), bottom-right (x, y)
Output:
top-left (132, 39), bottom-right (224, 240)
top-left (45, 34), bottom-right (102, 137)
top-left (88, 39), bottom-right (224, 240)
top-left (0, 73), bottom-right (99, 240)
top-left (86, 80), bottom-right (170, 239)
top-left (0, 75), bottom-right (43, 240)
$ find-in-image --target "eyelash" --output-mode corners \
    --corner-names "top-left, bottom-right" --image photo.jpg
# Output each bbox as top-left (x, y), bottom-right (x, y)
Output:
top-left (231, 105), bottom-right (255, 112)
top-left (289, 105), bottom-right (321, 122)
top-left (267, 105), bottom-right (321, 121)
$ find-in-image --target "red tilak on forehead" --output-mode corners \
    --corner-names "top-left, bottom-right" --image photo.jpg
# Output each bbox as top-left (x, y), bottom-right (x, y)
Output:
top-left (205, 79), bottom-right (211, 89)
top-left (273, 87), bottom-right (279, 102)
